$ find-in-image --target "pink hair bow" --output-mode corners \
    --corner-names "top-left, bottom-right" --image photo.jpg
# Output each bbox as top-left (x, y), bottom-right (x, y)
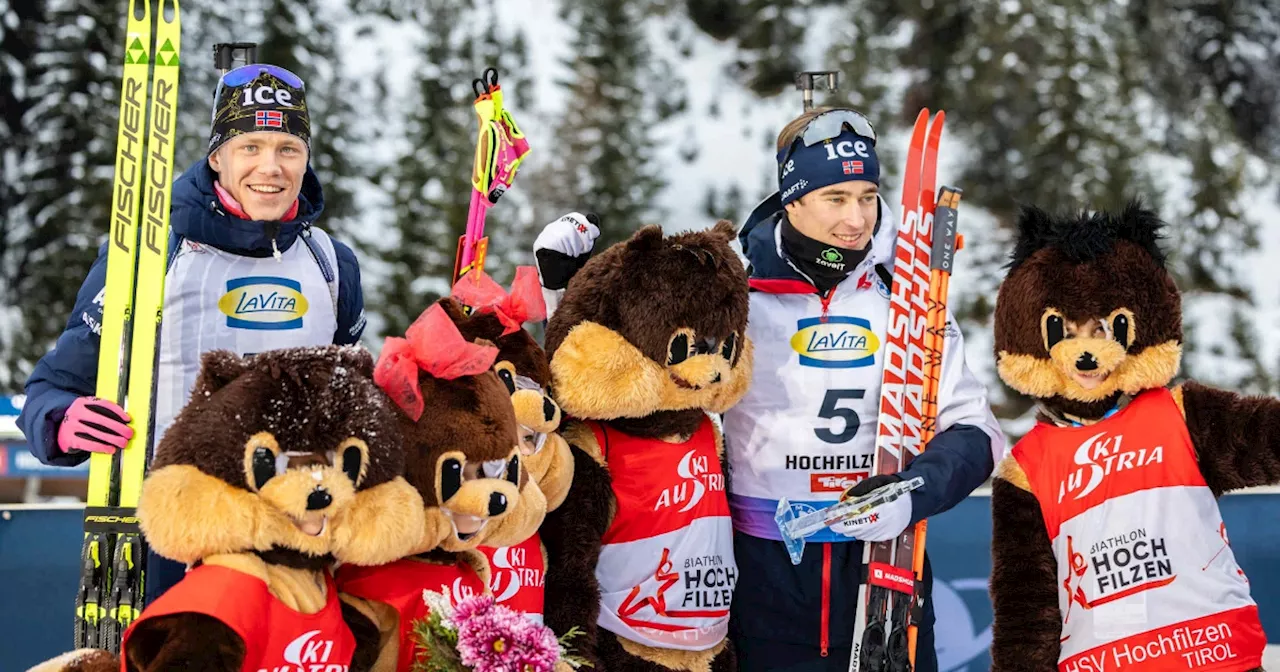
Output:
top-left (450, 266), bottom-right (547, 335)
top-left (374, 303), bottom-right (499, 420)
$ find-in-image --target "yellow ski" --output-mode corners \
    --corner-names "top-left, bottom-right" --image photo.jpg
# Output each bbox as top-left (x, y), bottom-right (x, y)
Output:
top-left (78, 0), bottom-right (181, 653)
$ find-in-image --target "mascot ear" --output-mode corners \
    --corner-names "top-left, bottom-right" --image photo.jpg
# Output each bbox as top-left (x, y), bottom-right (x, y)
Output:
top-left (334, 346), bottom-right (376, 379)
top-left (437, 296), bottom-right (471, 324)
top-left (1114, 199), bottom-right (1168, 267)
top-left (1008, 204), bottom-right (1056, 270)
top-left (626, 225), bottom-right (666, 253)
top-left (709, 219), bottom-right (738, 243)
top-left (191, 350), bottom-right (250, 398)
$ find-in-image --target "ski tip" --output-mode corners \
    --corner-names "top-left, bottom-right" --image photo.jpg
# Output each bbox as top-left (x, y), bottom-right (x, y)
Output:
top-left (957, 234), bottom-right (965, 251)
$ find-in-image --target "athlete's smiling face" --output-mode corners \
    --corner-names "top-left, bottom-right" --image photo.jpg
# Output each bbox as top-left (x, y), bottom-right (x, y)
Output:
top-left (784, 180), bottom-right (880, 250)
top-left (208, 131), bottom-right (308, 221)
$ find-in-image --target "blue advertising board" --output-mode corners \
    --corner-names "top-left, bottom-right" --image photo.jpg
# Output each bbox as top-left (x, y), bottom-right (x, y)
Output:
top-left (1, 494), bottom-right (1278, 670)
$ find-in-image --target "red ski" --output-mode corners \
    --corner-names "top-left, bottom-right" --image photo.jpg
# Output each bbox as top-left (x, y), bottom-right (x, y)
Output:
top-left (849, 108), bottom-right (962, 672)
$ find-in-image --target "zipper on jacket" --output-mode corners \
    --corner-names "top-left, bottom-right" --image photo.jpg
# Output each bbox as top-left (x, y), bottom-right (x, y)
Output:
top-left (819, 287), bottom-right (837, 323)
top-left (821, 542), bottom-right (832, 657)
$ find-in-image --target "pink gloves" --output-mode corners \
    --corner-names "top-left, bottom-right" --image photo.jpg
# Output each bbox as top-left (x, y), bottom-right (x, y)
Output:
top-left (57, 396), bottom-right (133, 455)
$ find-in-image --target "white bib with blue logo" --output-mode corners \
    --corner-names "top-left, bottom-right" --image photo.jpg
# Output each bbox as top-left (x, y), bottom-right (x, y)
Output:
top-left (153, 229), bottom-right (339, 445)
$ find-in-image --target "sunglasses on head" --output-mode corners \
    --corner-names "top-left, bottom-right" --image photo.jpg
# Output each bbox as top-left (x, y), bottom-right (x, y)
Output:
top-left (219, 63), bottom-right (305, 89)
top-left (778, 108), bottom-right (878, 167)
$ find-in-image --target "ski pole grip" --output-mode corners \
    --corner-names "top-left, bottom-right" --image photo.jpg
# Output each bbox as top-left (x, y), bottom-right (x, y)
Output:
top-left (213, 42), bottom-right (258, 73)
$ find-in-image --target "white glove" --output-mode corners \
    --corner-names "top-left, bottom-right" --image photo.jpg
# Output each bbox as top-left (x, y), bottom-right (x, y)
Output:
top-left (830, 475), bottom-right (915, 542)
top-left (533, 212), bottom-right (600, 290)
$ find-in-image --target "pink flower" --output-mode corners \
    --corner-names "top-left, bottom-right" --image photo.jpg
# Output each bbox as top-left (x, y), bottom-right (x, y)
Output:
top-left (453, 595), bottom-right (561, 672)
top-left (453, 594), bottom-right (498, 622)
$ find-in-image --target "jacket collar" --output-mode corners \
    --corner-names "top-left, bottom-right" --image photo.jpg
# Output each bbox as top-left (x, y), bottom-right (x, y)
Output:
top-left (168, 159), bottom-right (326, 257)
top-left (738, 191), bottom-right (897, 291)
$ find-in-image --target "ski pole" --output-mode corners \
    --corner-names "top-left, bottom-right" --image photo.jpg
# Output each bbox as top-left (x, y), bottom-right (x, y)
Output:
top-left (452, 67), bottom-right (531, 287)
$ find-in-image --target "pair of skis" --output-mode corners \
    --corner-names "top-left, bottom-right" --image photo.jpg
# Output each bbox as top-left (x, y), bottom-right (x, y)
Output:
top-left (849, 109), bottom-right (963, 672)
top-left (76, 0), bottom-right (181, 653)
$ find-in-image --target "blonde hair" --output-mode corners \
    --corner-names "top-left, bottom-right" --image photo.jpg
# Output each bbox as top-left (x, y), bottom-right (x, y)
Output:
top-left (776, 106), bottom-right (842, 152)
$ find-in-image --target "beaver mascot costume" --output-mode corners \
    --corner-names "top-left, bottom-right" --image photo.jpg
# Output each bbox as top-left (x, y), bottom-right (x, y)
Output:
top-left (540, 221), bottom-right (754, 672)
top-left (989, 201), bottom-right (1278, 672)
top-left (35, 346), bottom-right (426, 672)
top-left (336, 302), bottom-right (548, 672)
top-left (443, 266), bottom-right (576, 624)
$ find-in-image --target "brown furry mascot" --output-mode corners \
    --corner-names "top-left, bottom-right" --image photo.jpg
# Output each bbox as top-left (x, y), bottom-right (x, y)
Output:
top-left (34, 346), bottom-right (426, 672)
top-left (336, 303), bottom-right (548, 672)
top-left (540, 221), bottom-right (753, 672)
top-left (444, 266), bottom-right (575, 623)
top-left (989, 202), bottom-right (1276, 672)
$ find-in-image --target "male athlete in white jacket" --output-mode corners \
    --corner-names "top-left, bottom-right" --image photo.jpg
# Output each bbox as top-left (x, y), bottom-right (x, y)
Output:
top-left (533, 107), bottom-right (1005, 672)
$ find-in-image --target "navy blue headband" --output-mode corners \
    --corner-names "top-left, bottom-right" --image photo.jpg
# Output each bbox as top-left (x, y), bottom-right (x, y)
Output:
top-left (777, 130), bottom-right (880, 206)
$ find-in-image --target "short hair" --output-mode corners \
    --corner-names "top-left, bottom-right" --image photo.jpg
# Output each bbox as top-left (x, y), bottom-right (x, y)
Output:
top-left (776, 106), bottom-right (842, 152)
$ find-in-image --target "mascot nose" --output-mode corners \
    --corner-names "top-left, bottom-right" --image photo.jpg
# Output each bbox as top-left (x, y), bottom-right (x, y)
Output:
top-left (488, 492), bottom-right (508, 516)
top-left (1076, 352), bottom-right (1099, 371)
top-left (306, 488), bottom-right (332, 511)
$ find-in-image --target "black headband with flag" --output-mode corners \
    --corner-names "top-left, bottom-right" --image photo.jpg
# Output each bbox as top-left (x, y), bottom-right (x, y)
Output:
top-left (207, 63), bottom-right (310, 154)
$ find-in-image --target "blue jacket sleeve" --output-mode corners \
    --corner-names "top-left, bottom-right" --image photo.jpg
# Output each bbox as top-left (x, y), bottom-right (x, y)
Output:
top-left (332, 239), bottom-right (367, 345)
top-left (900, 423), bottom-right (995, 524)
top-left (17, 243), bottom-right (111, 467)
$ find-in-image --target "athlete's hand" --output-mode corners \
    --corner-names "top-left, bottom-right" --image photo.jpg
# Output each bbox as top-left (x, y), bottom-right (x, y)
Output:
top-left (56, 396), bottom-right (132, 455)
top-left (830, 474), bottom-right (914, 542)
top-left (533, 212), bottom-right (600, 290)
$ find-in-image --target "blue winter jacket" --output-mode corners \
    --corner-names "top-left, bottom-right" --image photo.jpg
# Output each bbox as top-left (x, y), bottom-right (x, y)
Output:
top-left (18, 160), bottom-right (367, 467)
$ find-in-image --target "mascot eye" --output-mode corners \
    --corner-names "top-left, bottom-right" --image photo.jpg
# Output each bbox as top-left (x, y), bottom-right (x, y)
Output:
top-left (667, 329), bottom-right (695, 365)
top-left (243, 432), bottom-right (282, 491)
top-left (1109, 311), bottom-right (1133, 350)
top-left (251, 446), bottom-right (277, 490)
top-left (505, 453), bottom-right (521, 486)
top-left (440, 458), bottom-right (463, 503)
top-left (330, 438), bottom-right (369, 487)
top-left (342, 445), bottom-right (363, 485)
top-left (721, 332), bottom-right (738, 363)
top-left (496, 366), bottom-right (517, 395)
top-left (1042, 312), bottom-right (1066, 350)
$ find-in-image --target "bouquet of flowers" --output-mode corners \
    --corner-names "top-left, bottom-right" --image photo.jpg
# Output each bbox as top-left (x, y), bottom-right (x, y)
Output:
top-left (411, 589), bottom-right (591, 672)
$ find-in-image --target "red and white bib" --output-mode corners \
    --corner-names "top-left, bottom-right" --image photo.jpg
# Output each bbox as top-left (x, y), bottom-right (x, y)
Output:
top-left (1013, 388), bottom-right (1265, 672)
top-left (336, 557), bottom-right (487, 672)
top-left (478, 533), bottom-right (546, 623)
top-left (123, 564), bottom-right (354, 672)
top-left (590, 416), bottom-right (736, 651)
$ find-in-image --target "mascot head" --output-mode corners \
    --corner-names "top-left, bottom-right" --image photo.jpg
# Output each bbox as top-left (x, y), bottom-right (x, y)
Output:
top-left (994, 201), bottom-right (1183, 421)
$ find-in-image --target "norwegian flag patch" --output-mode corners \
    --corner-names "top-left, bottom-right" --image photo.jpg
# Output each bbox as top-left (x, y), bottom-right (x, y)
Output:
top-left (842, 160), bottom-right (864, 175)
top-left (256, 110), bottom-right (284, 128)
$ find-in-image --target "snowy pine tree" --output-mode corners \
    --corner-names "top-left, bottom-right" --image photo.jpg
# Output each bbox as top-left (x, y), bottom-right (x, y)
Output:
top-left (0, 0), bottom-right (120, 391)
top-left (361, 0), bottom-right (531, 338)
top-left (532, 0), bottom-right (677, 247)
